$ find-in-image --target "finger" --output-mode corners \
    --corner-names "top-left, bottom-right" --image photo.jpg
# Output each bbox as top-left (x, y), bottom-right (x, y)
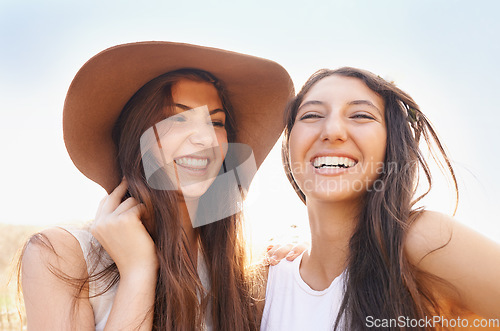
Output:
top-left (93, 203), bottom-right (146, 239)
top-left (261, 255), bottom-right (271, 267)
top-left (268, 244), bottom-right (294, 265)
top-left (266, 244), bottom-right (282, 258)
top-left (266, 244), bottom-right (283, 266)
top-left (95, 195), bottom-right (108, 215)
top-left (286, 242), bottom-right (309, 261)
top-left (137, 203), bottom-right (148, 219)
top-left (124, 203), bottom-right (148, 222)
top-left (114, 197), bottom-right (140, 215)
top-left (103, 178), bottom-right (129, 212)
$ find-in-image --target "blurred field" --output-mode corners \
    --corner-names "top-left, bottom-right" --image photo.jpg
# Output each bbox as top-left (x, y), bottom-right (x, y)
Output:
top-left (0, 223), bottom-right (42, 331)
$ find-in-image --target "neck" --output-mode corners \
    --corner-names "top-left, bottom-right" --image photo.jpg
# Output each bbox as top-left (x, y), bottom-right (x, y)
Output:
top-left (300, 198), bottom-right (360, 289)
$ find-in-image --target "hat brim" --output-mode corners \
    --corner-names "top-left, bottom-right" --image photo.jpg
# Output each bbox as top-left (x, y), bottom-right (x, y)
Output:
top-left (63, 41), bottom-right (294, 193)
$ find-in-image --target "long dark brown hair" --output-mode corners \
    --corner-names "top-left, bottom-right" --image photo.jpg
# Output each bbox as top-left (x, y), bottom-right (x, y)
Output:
top-left (281, 67), bottom-right (459, 330)
top-left (22, 69), bottom-right (258, 330)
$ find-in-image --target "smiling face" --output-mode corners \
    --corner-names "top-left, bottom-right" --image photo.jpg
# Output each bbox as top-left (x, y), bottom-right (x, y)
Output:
top-left (288, 75), bottom-right (387, 203)
top-left (148, 78), bottom-right (228, 199)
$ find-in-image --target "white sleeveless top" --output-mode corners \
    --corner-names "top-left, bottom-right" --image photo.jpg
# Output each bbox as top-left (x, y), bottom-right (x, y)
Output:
top-left (261, 252), bottom-right (346, 331)
top-left (65, 228), bottom-right (212, 331)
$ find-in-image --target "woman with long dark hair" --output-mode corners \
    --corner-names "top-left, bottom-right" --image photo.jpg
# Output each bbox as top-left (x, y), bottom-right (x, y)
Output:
top-left (20, 41), bottom-right (300, 330)
top-left (262, 67), bottom-right (500, 330)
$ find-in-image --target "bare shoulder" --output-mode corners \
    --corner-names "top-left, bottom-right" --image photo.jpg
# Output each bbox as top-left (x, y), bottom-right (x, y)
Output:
top-left (405, 210), bottom-right (500, 318)
top-left (404, 210), bottom-right (454, 265)
top-left (405, 210), bottom-right (500, 266)
top-left (22, 226), bottom-right (87, 280)
top-left (22, 227), bottom-right (94, 330)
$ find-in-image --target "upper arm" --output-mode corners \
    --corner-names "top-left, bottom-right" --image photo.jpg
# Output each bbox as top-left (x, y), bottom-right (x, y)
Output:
top-left (405, 210), bottom-right (500, 318)
top-left (21, 227), bottom-right (95, 330)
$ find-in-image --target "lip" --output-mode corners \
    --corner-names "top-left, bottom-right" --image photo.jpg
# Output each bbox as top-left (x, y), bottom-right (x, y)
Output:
top-left (309, 151), bottom-right (359, 176)
top-left (311, 164), bottom-right (352, 176)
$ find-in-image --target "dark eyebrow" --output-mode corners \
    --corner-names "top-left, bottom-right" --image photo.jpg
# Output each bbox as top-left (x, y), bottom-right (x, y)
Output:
top-left (174, 103), bottom-right (225, 115)
top-left (298, 100), bottom-right (325, 111)
top-left (348, 100), bottom-right (382, 115)
top-left (209, 108), bottom-right (225, 115)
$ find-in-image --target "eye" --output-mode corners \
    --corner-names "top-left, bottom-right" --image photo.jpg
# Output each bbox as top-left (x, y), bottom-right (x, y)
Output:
top-left (351, 113), bottom-right (375, 120)
top-left (169, 114), bottom-right (187, 122)
top-left (211, 120), bottom-right (225, 128)
top-left (209, 113), bottom-right (226, 128)
top-left (299, 112), bottom-right (324, 121)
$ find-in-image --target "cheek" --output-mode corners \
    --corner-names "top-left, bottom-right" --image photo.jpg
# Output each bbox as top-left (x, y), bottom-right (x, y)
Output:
top-left (156, 125), bottom-right (190, 161)
top-left (157, 137), bottom-right (176, 163)
top-left (361, 127), bottom-right (387, 173)
top-left (288, 124), bottom-right (316, 160)
top-left (288, 127), bottom-right (309, 182)
top-left (216, 130), bottom-right (228, 158)
top-left (216, 129), bottom-right (228, 143)
top-left (372, 129), bottom-right (387, 163)
top-left (288, 129), bottom-right (301, 169)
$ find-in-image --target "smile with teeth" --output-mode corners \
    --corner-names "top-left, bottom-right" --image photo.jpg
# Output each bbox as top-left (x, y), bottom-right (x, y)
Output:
top-left (312, 156), bottom-right (357, 169)
top-left (174, 157), bottom-right (209, 169)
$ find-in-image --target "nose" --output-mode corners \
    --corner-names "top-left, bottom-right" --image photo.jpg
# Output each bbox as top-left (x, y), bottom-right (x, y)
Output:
top-left (320, 112), bottom-right (347, 142)
top-left (188, 122), bottom-right (216, 147)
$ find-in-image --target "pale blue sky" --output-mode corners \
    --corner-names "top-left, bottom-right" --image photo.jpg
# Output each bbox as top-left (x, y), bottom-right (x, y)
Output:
top-left (1, 0), bottom-right (499, 243)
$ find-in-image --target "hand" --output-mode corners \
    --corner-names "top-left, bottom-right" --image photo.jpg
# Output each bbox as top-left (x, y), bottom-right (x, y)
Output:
top-left (91, 178), bottom-right (158, 277)
top-left (265, 242), bottom-right (309, 266)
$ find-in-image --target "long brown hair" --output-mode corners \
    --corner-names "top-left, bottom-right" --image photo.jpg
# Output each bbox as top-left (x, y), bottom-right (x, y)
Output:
top-left (23, 69), bottom-right (258, 330)
top-left (282, 67), bottom-right (459, 330)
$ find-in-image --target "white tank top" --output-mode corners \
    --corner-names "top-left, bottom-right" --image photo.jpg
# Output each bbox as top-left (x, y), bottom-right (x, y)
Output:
top-left (65, 227), bottom-right (212, 330)
top-left (261, 252), bottom-right (346, 331)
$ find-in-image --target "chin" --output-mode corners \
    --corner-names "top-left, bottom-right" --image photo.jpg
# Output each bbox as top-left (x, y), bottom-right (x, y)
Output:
top-left (180, 180), bottom-right (214, 199)
top-left (303, 186), bottom-right (367, 204)
top-left (306, 191), bottom-right (348, 202)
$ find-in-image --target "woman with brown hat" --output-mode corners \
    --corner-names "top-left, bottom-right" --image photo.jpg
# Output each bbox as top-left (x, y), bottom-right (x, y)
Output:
top-left (20, 41), bottom-right (299, 330)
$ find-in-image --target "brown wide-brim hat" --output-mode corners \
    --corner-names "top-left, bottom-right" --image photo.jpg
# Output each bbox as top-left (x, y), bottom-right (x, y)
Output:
top-left (63, 41), bottom-right (294, 193)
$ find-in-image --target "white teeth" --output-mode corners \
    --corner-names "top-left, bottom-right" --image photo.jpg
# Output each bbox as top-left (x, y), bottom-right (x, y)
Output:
top-left (175, 157), bottom-right (208, 167)
top-left (312, 156), bottom-right (356, 168)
